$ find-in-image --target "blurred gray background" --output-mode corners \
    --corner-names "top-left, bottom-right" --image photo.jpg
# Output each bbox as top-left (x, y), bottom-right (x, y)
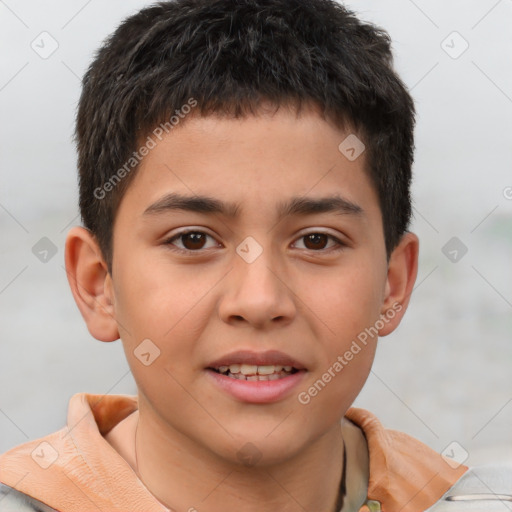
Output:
top-left (1, 0), bottom-right (511, 467)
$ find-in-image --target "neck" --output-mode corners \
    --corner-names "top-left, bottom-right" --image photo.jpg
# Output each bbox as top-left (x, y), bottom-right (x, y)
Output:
top-left (105, 401), bottom-right (369, 512)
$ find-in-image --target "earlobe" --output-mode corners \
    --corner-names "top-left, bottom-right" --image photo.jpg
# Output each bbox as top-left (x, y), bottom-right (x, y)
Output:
top-left (378, 232), bottom-right (419, 337)
top-left (64, 226), bottom-right (120, 342)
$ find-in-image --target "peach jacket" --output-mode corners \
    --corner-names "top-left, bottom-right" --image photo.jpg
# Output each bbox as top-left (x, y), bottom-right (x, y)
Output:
top-left (0, 393), bottom-right (508, 511)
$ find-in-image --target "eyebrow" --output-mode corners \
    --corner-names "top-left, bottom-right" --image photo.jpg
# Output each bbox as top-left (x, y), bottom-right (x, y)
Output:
top-left (143, 192), bottom-right (364, 220)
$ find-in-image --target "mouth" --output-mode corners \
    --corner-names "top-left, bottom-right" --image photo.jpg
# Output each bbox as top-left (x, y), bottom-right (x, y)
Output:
top-left (208, 364), bottom-right (301, 381)
top-left (205, 349), bottom-right (307, 402)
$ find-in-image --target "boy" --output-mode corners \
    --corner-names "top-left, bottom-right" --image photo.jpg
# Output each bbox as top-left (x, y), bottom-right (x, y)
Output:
top-left (0, 0), bottom-right (510, 510)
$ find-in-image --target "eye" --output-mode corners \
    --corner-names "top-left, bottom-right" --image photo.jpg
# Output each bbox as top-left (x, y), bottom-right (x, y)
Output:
top-left (163, 229), bottom-right (220, 253)
top-left (163, 229), bottom-right (347, 254)
top-left (293, 232), bottom-right (346, 252)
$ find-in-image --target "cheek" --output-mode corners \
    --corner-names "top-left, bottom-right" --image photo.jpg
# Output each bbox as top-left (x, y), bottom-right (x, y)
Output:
top-left (293, 263), bottom-right (381, 414)
top-left (296, 334), bottom-right (376, 428)
top-left (113, 255), bottom-right (215, 342)
top-left (302, 264), bottom-right (384, 343)
top-left (111, 265), bottom-right (209, 400)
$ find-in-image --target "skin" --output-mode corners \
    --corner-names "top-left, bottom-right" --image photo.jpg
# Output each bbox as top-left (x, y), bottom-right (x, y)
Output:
top-left (65, 103), bottom-right (419, 512)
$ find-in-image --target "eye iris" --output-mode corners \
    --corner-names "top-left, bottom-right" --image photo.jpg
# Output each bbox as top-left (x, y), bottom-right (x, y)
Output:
top-left (305, 233), bottom-right (328, 250)
top-left (183, 232), bottom-right (206, 250)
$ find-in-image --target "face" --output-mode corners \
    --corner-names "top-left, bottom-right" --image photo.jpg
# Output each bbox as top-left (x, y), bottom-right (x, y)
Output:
top-left (98, 105), bottom-right (402, 465)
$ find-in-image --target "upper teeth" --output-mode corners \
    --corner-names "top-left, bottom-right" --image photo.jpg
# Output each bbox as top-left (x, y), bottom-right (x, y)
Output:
top-left (217, 364), bottom-right (293, 375)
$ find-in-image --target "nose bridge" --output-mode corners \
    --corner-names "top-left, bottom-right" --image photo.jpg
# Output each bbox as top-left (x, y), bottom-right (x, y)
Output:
top-left (240, 248), bottom-right (282, 294)
top-left (219, 237), bottom-right (296, 327)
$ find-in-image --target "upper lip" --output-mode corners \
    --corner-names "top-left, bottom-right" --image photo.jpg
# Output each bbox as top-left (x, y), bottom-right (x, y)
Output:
top-left (207, 350), bottom-right (307, 370)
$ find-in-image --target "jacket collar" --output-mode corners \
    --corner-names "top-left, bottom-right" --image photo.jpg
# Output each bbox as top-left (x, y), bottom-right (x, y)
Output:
top-left (0, 393), bottom-right (467, 512)
top-left (345, 406), bottom-right (468, 511)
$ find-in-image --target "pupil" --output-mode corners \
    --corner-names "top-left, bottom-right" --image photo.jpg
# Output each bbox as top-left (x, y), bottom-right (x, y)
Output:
top-left (306, 233), bottom-right (327, 250)
top-left (184, 232), bottom-right (205, 249)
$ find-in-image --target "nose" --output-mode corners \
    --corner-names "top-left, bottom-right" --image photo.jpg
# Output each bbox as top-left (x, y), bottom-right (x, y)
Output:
top-left (218, 246), bottom-right (297, 329)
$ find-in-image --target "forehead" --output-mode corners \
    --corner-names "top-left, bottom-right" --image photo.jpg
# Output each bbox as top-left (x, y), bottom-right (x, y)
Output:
top-left (116, 107), bottom-right (381, 226)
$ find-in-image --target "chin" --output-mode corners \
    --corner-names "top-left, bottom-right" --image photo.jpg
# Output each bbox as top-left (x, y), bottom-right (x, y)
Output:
top-left (210, 426), bottom-right (308, 468)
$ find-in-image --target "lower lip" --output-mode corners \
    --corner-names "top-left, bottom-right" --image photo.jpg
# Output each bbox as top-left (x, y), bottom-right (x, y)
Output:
top-left (205, 369), bottom-right (307, 404)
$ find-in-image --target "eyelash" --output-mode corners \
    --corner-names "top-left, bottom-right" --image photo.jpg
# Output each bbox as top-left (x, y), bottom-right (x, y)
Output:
top-left (163, 229), bottom-right (347, 255)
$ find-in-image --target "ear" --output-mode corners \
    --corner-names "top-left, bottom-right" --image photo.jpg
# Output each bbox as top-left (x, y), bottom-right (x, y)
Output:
top-left (378, 232), bottom-right (419, 337)
top-left (64, 226), bottom-right (119, 342)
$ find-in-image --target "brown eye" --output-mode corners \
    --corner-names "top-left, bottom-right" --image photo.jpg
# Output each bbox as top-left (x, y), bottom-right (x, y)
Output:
top-left (164, 230), bottom-right (219, 253)
top-left (293, 232), bottom-right (346, 252)
top-left (180, 232), bottom-right (207, 250)
top-left (303, 233), bottom-right (329, 250)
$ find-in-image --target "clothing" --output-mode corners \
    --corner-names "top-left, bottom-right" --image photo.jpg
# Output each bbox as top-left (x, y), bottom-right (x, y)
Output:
top-left (0, 393), bottom-right (469, 511)
top-left (424, 465), bottom-right (512, 511)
